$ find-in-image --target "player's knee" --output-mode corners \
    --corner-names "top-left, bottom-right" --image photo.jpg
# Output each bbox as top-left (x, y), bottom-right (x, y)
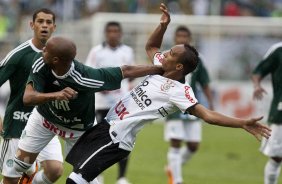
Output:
top-left (187, 142), bottom-right (200, 153)
top-left (43, 161), bottom-right (64, 182)
top-left (13, 156), bottom-right (31, 173)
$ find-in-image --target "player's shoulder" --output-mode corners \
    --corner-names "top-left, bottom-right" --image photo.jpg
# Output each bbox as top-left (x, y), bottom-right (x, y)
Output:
top-left (0, 40), bottom-right (32, 66)
top-left (264, 42), bottom-right (282, 58)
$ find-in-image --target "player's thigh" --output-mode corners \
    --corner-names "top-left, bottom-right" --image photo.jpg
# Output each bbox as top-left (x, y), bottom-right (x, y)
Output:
top-left (164, 120), bottom-right (185, 141)
top-left (37, 135), bottom-right (63, 163)
top-left (260, 124), bottom-right (282, 157)
top-left (18, 109), bottom-right (55, 154)
top-left (182, 120), bottom-right (202, 142)
top-left (0, 139), bottom-right (22, 178)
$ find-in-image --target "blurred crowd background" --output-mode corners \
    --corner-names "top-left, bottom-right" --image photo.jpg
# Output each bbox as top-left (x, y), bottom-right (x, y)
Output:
top-left (0, 0), bottom-right (280, 120)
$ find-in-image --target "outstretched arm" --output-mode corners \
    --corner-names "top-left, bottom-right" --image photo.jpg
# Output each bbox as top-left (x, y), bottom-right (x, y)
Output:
top-left (188, 104), bottom-right (271, 141)
top-left (145, 3), bottom-right (171, 62)
top-left (121, 65), bottom-right (163, 79)
top-left (23, 83), bottom-right (78, 106)
top-left (252, 74), bottom-right (267, 100)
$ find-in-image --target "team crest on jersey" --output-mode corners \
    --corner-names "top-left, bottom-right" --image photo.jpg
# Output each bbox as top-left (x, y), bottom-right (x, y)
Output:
top-left (161, 79), bottom-right (175, 92)
top-left (6, 159), bottom-right (13, 167)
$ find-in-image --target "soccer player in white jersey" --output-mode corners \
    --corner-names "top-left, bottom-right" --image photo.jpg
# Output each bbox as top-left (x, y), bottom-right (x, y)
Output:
top-left (65, 3), bottom-right (271, 184)
top-left (85, 21), bottom-right (134, 184)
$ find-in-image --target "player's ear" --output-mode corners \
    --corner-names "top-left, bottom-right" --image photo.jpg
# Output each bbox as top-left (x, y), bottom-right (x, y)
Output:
top-left (176, 63), bottom-right (183, 71)
top-left (30, 21), bottom-right (34, 30)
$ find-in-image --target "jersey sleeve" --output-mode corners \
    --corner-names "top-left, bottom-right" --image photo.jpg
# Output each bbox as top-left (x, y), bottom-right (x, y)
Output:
top-left (84, 65), bottom-right (123, 91)
top-left (26, 55), bottom-right (46, 92)
top-left (169, 84), bottom-right (198, 113)
top-left (0, 51), bottom-right (20, 86)
top-left (253, 47), bottom-right (280, 77)
top-left (153, 52), bottom-right (164, 66)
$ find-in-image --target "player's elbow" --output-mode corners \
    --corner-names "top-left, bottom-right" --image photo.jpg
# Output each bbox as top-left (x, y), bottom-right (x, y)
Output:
top-left (23, 93), bottom-right (34, 106)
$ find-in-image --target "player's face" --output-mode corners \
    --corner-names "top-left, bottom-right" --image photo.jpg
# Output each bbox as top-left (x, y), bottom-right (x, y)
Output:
top-left (162, 45), bottom-right (185, 72)
top-left (31, 12), bottom-right (56, 44)
top-left (174, 31), bottom-right (191, 45)
top-left (42, 41), bottom-right (56, 68)
top-left (105, 26), bottom-right (122, 47)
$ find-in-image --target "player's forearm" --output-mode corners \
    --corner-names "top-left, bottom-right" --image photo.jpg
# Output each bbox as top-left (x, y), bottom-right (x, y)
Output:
top-left (145, 24), bottom-right (167, 52)
top-left (23, 91), bottom-right (57, 106)
top-left (251, 74), bottom-right (262, 88)
top-left (204, 110), bottom-right (247, 128)
top-left (121, 65), bottom-right (163, 78)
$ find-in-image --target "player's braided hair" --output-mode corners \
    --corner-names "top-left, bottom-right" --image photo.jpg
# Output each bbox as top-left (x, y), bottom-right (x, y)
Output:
top-left (180, 44), bottom-right (199, 75)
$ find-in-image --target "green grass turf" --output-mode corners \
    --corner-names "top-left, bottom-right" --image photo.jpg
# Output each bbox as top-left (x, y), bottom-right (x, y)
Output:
top-left (1, 121), bottom-right (268, 184)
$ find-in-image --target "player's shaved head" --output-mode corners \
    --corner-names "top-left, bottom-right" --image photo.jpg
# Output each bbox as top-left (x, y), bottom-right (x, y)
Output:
top-left (47, 36), bottom-right (77, 64)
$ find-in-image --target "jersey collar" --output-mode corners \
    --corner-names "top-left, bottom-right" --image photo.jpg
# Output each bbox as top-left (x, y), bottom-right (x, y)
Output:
top-left (29, 39), bottom-right (41, 53)
top-left (51, 62), bottom-right (74, 79)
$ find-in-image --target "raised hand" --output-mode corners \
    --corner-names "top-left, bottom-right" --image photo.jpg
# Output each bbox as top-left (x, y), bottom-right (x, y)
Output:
top-left (242, 116), bottom-right (271, 141)
top-left (159, 3), bottom-right (170, 27)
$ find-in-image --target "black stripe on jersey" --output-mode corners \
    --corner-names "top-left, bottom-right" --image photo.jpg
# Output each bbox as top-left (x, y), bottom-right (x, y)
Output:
top-left (70, 70), bottom-right (104, 88)
top-left (0, 139), bottom-right (9, 172)
top-left (158, 107), bottom-right (169, 117)
top-left (0, 41), bottom-right (29, 67)
top-left (32, 58), bottom-right (45, 73)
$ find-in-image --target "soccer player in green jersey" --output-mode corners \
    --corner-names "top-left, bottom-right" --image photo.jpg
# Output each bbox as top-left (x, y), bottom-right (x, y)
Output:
top-left (12, 36), bottom-right (164, 184)
top-left (0, 9), bottom-right (64, 184)
top-left (164, 25), bottom-right (214, 184)
top-left (252, 43), bottom-right (282, 184)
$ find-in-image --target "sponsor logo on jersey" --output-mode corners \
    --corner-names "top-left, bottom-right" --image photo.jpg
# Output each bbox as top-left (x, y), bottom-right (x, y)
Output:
top-left (161, 79), bottom-right (175, 92)
top-left (13, 111), bottom-right (31, 122)
top-left (184, 86), bottom-right (196, 104)
top-left (43, 119), bottom-right (74, 138)
top-left (115, 100), bottom-right (129, 120)
top-left (130, 80), bottom-right (152, 110)
top-left (53, 80), bottom-right (60, 86)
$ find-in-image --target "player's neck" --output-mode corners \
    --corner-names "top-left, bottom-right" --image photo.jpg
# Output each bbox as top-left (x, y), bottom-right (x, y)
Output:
top-left (163, 71), bottom-right (184, 82)
top-left (32, 38), bottom-right (46, 50)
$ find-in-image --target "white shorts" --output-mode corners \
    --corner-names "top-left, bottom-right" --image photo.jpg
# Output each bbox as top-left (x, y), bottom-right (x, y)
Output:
top-left (0, 136), bottom-right (62, 178)
top-left (18, 108), bottom-right (84, 157)
top-left (260, 124), bottom-right (282, 157)
top-left (164, 119), bottom-right (202, 142)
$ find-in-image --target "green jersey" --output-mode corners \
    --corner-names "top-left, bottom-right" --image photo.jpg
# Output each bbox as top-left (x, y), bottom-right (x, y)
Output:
top-left (28, 54), bottom-right (123, 130)
top-left (0, 40), bottom-right (41, 138)
top-left (167, 57), bottom-right (210, 120)
top-left (253, 43), bottom-right (282, 124)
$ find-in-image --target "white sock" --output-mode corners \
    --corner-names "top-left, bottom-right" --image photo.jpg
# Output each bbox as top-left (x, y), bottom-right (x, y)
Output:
top-left (167, 147), bottom-right (182, 184)
top-left (264, 159), bottom-right (281, 184)
top-left (26, 162), bottom-right (37, 176)
top-left (180, 146), bottom-right (194, 165)
top-left (69, 172), bottom-right (89, 184)
top-left (33, 170), bottom-right (52, 184)
top-left (90, 178), bottom-right (99, 184)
